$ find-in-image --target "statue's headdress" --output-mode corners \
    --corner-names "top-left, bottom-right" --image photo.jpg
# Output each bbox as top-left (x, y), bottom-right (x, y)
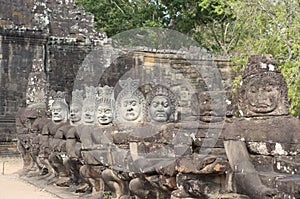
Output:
top-left (51, 91), bottom-right (68, 110)
top-left (83, 86), bottom-right (96, 107)
top-left (96, 85), bottom-right (115, 107)
top-left (71, 89), bottom-right (84, 107)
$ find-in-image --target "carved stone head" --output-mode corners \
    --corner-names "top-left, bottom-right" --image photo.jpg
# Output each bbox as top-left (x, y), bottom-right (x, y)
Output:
top-left (95, 85), bottom-right (115, 125)
top-left (238, 55), bottom-right (289, 117)
top-left (51, 91), bottom-right (69, 122)
top-left (82, 86), bottom-right (96, 124)
top-left (192, 91), bottom-right (226, 123)
top-left (70, 89), bottom-right (84, 125)
top-left (116, 78), bottom-right (146, 122)
top-left (146, 85), bottom-right (177, 122)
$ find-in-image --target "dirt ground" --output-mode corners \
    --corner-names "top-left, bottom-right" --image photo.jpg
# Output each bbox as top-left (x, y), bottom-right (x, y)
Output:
top-left (0, 157), bottom-right (60, 199)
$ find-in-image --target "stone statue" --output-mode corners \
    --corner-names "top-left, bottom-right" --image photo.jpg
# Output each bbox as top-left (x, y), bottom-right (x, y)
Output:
top-left (95, 85), bottom-right (115, 125)
top-left (129, 85), bottom-right (178, 199)
top-left (81, 86), bottom-right (96, 124)
top-left (26, 108), bottom-right (51, 177)
top-left (223, 55), bottom-right (289, 199)
top-left (102, 78), bottom-right (146, 198)
top-left (69, 89), bottom-right (84, 125)
top-left (194, 91), bottom-right (226, 124)
top-left (76, 86), bottom-right (107, 197)
top-left (51, 92), bottom-right (69, 122)
top-left (237, 54), bottom-right (289, 117)
top-left (172, 91), bottom-right (231, 199)
top-left (115, 78), bottom-right (146, 123)
top-left (63, 89), bottom-right (89, 190)
top-left (16, 105), bottom-right (43, 174)
top-left (38, 91), bottom-right (70, 181)
top-left (146, 85), bottom-right (177, 123)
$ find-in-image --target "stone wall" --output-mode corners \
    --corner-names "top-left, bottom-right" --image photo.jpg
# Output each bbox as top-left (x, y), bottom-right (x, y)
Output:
top-left (0, 0), bottom-right (107, 139)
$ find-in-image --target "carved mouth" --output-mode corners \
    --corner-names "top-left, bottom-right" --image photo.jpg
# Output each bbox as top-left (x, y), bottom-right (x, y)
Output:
top-left (53, 115), bottom-right (62, 119)
top-left (71, 117), bottom-right (80, 122)
top-left (126, 113), bottom-right (136, 116)
top-left (98, 117), bottom-right (108, 121)
top-left (85, 115), bottom-right (92, 119)
top-left (256, 104), bottom-right (271, 108)
top-left (155, 113), bottom-right (167, 117)
top-left (202, 111), bottom-right (218, 116)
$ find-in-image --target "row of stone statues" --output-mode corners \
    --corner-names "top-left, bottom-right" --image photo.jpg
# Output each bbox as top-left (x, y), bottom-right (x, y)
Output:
top-left (16, 54), bottom-right (300, 199)
top-left (16, 76), bottom-right (182, 198)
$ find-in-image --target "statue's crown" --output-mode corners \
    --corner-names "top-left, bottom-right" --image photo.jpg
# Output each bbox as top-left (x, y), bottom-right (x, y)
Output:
top-left (96, 85), bottom-right (114, 106)
top-left (147, 85), bottom-right (176, 105)
top-left (54, 91), bottom-right (66, 101)
top-left (51, 91), bottom-right (68, 109)
top-left (119, 78), bottom-right (139, 93)
top-left (83, 86), bottom-right (96, 106)
top-left (71, 89), bottom-right (84, 106)
top-left (85, 86), bottom-right (97, 98)
top-left (243, 54), bottom-right (280, 78)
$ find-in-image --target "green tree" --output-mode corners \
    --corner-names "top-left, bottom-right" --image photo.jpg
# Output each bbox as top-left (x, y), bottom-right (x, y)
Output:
top-left (75, 0), bottom-right (167, 37)
top-left (76, 0), bottom-right (239, 53)
top-left (76, 0), bottom-right (300, 117)
top-left (232, 0), bottom-right (300, 118)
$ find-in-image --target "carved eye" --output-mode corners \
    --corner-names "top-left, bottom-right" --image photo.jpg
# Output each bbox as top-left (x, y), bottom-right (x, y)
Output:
top-left (105, 109), bottom-right (111, 114)
top-left (131, 100), bottom-right (137, 106)
top-left (250, 87), bottom-right (257, 93)
top-left (123, 102), bottom-right (128, 107)
top-left (152, 102), bottom-right (158, 107)
top-left (265, 86), bottom-right (273, 92)
top-left (202, 98), bottom-right (209, 104)
top-left (163, 102), bottom-right (169, 108)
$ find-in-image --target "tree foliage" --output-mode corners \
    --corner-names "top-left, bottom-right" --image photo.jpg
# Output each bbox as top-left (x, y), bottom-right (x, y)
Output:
top-left (75, 0), bottom-right (167, 37)
top-left (232, 0), bottom-right (300, 118)
top-left (76, 0), bottom-right (300, 118)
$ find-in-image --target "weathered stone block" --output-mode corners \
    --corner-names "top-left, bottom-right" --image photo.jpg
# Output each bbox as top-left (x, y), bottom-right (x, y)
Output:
top-left (250, 155), bottom-right (274, 172)
top-left (274, 156), bottom-right (300, 174)
top-left (275, 175), bottom-right (300, 197)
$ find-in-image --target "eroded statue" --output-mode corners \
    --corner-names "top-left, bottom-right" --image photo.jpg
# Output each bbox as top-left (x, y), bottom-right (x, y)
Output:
top-left (223, 54), bottom-right (299, 199)
top-left (129, 85), bottom-right (178, 199)
top-left (172, 91), bottom-right (230, 199)
top-left (38, 91), bottom-right (70, 183)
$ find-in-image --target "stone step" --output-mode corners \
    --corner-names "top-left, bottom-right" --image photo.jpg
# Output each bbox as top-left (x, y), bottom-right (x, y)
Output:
top-left (275, 175), bottom-right (300, 198)
top-left (171, 193), bottom-right (250, 199)
top-left (259, 172), bottom-right (300, 198)
top-left (0, 141), bottom-right (20, 157)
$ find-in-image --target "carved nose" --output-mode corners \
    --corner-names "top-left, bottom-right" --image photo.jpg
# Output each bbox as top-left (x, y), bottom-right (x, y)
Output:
top-left (157, 106), bottom-right (164, 111)
top-left (257, 94), bottom-right (267, 102)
